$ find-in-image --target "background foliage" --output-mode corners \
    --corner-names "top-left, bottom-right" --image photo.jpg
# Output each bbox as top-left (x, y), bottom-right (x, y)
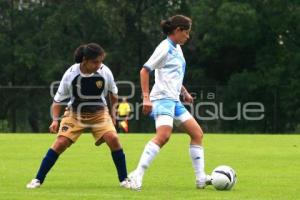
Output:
top-left (0, 0), bottom-right (299, 133)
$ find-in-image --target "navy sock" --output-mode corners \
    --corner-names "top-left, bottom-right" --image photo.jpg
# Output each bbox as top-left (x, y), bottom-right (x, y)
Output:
top-left (111, 149), bottom-right (127, 182)
top-left (35, 148), bottom-right (59, 183)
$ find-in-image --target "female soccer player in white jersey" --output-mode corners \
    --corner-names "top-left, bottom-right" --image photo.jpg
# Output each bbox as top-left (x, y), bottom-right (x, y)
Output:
top-left (129, 15), bottom-right (211, 190)
top-left (27, 43), bottom-right (132, 189)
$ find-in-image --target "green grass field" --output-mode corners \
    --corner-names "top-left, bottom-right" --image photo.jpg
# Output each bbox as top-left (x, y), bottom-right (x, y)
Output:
top-left (0, 133), bottom-right (299, 200)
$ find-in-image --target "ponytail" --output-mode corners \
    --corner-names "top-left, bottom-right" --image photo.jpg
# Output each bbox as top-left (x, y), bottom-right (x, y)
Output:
top-left (160, 19), bottom-right (174, 35)
top-left (74, 45), bottom-right (85, 63)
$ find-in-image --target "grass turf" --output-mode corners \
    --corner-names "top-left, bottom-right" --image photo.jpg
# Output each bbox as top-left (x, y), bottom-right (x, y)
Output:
top-left (0, 133), bottom-right (299, 200)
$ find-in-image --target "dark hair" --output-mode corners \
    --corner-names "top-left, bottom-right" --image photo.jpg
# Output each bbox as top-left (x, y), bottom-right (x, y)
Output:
top-left (74, 43), bottom-right (105, 63)
top-left (160, 15), bottom-right (192, 35)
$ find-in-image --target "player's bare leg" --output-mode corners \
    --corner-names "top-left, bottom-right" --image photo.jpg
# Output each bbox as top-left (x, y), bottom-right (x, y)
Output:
top-left (51, 136), bottom-right (73, 154)
top-left (152, 125), bottom-right (173, 147)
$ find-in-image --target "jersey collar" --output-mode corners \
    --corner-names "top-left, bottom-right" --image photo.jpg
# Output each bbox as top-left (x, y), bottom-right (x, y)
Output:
top-left (167, 37), bottom-right (177, 48)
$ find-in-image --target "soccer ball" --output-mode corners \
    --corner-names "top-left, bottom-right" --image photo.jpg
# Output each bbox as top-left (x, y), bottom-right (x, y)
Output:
top-left (211, 165), bottom-right (237, 190)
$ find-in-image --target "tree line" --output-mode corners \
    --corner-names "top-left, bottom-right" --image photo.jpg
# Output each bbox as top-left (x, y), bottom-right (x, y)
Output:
top-left (0, 0), bottom-right (299, 133)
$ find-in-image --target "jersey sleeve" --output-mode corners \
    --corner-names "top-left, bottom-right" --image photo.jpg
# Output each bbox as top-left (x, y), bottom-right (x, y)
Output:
top-left (106, 67), bottom-right (118, 95)
top-left (143, 42), bottom-right (168, 71)
top-left (53, 71), bottom-right (71, 102)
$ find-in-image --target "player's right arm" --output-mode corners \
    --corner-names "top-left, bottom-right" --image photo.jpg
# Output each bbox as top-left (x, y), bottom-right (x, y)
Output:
top-left (49, 102), bottom-right (62, 133)
top-left (50, 70), bottom-right (71, 133)
top-left (140, 68), bottom-right (152, 115)
top-left (141, 41), bottom-right (168, 115)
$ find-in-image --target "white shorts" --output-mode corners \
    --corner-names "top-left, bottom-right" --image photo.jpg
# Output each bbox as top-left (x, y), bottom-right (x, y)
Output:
top-left (151, 99), bottom-right (193, 128)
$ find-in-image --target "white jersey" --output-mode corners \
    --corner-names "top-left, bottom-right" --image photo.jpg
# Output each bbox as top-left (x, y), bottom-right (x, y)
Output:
top-left (144, 37), bottom-right (186, 101)
top-left (54, 63), bottom-right (117, 112)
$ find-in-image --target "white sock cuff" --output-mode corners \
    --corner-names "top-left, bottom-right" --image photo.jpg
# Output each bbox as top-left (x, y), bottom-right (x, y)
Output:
top-left (148, 141), bottom-right (160, 153)
top-left (190, 144), bottom-right (203, 149)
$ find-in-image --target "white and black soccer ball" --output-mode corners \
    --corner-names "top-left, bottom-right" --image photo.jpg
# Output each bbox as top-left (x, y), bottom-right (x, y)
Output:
top-left (211, 165), bottom-right (237, 190)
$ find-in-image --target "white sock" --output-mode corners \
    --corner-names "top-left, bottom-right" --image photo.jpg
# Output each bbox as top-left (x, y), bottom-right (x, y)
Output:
top-left (189, 145), bottom-right (206, 180)
top-left (136, 141), bottom-right (160, 176)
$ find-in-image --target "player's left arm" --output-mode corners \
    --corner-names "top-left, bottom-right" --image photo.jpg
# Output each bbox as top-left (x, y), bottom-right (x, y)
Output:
top-left (105, 66), bottom-right (118, 125)
top-left (108, 92), bottom-right (118, 125)
top-left (181, 85), bottom-right (194, 103)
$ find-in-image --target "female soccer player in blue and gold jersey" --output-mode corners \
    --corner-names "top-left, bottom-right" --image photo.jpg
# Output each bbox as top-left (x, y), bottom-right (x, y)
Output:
top-left (129, 15), bottom-right (211, 190)
top-left (27, 43), bottom-right (132, 189)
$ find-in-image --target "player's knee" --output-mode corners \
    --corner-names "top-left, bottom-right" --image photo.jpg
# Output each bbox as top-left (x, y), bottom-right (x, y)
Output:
top-left (155, 124), bottom-right (172, 146)
top-left (52, 137), bottom-right (72, 154)
top-left (109, 134), bottom-right (120, 145)
top-left (198, 131), bottom-right (204, 142)
top-left (104, 133), bottom-right (121, 150)
top-left (191, 130), bottom-right (204, 144)
top-left (162, 136), bottom-right (170, 146)
top-left (155, 134), bottom-right (171, 147)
